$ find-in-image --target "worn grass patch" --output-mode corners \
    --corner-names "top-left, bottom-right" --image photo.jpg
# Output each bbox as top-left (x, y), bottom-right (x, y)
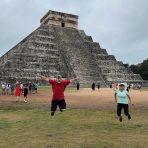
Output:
top-left (0, 103), bottom-right (148, 148)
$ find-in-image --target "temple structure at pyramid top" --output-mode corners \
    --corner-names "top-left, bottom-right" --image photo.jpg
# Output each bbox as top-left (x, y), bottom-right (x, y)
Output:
top-left (40, 10), bottom-right (78, 29)
top-left (0, 10), bottom-right (143, 86)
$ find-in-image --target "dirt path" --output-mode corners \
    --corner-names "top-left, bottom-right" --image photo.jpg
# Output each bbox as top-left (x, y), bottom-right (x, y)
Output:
top-left (0, 88), bottom-right (147, 109)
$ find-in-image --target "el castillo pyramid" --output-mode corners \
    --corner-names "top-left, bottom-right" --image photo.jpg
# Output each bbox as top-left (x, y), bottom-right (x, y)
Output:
top-left (0, 10), bottom-right (142, 86)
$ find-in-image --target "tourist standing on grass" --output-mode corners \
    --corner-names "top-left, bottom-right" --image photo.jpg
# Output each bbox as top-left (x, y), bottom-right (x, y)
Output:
top-left (20, 83), bottom-right (23, 94)
top-left (91, 82), bottom-right (95, 91)
top-left (15, 82), bottom-right (21, 102)
top-left (126, 83), bottom-right (131, 92)
top-left (113, 82), bottom-right (118, 91)
top-left (97, 82), bottom-right (100, 91)
top-left (137, 83), bottom-right (142, 91)
top-left (114, 83), bottom-right (134, 122)
top-left (38, 74), bottom-right (78, 116)
top-left (34, 83), bottom-right (38, 93)
top-left (23, 83), bottom-right (28, 103)
top-left (1, 82), bottom-right (6, 95)
top-left (76, 82), bottom-right (80, 91)
top-left (11, 83), bottom-right (15, 95)
top-left (29, 82), bottom-right (32, 93)
top-left (6, 83), bottom-right (10, 95)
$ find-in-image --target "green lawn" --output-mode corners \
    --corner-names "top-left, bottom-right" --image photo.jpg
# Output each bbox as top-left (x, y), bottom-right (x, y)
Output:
top-left (0, 103), bottom-right (148, 148)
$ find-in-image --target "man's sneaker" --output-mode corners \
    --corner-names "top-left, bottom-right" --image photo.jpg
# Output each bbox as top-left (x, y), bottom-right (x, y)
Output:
top-left (128, 115), bottom-right (131, 120)
top-left (51, 112), bottom-right (55, 116)
top-left (119, 116), bottom-right (122, 122)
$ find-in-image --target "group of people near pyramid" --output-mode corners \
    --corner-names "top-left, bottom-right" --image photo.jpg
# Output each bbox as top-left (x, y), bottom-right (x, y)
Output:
top-left (1, 75), bottom-right (142, 122)
top-left (1, 81), bottom-right (38, 102)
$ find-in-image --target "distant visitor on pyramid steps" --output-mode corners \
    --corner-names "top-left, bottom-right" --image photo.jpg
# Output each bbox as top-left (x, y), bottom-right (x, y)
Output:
top-left (0, 10), bottom-right (143, 87)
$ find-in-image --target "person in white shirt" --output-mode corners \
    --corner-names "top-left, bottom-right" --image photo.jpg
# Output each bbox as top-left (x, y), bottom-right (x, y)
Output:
top-left (1, 83), bottom-right (6, 95)
top-left (6, 83), bottom-right (10, 95)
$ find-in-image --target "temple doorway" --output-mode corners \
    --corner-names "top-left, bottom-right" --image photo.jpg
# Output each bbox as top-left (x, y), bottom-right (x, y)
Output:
top-left (61, 22), bottom-right (65, 27)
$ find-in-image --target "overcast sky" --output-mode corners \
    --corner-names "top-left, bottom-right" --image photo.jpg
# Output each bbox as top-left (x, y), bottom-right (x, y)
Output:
top-left (0, 0), bottom-right (148, 64)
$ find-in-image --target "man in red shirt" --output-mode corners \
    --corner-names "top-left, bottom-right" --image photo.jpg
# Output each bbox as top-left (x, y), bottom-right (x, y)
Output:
top-left (38, 75), bottom-right (78, 116)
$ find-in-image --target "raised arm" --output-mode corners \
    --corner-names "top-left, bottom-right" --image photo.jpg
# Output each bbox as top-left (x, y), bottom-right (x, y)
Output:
top-left (70, 77), bottom-right (79, 83)
top-left (37, 74), bottom-right (50, 82)
top-left (114, 92), bottom-right (117, 103)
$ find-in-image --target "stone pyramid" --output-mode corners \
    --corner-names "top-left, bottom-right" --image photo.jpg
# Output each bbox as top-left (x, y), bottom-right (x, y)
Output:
top-left (0, 10), bottom-right (142, 86)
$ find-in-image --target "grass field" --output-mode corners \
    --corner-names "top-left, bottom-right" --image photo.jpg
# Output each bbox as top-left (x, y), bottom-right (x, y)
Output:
top-left (0, 103), bottom-right (148, 148)
top-left (0, 87), bottom-right (148, 148)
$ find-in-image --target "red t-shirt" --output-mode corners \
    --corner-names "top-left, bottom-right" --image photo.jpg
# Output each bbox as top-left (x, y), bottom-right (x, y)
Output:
top-left (49, 79), bottom-right (70, 100)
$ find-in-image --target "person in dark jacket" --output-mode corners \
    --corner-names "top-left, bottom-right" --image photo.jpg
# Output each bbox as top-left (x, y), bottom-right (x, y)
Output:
top-left (77, 82), bottom-right (80, 91)
top-left (23, 83), bottom-right (28, 103)
top-left (91, 82), bottom-right (96, 91)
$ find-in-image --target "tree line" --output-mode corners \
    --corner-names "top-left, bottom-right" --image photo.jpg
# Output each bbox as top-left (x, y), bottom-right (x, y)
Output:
top-left (129, 59), bottom-right (148, 80)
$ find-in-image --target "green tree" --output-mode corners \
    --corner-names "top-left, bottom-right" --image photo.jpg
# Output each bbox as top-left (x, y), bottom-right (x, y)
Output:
top-left (130, 59), bottom-right (148, 80)
top-left (140, 59), bottom-right (148, 80)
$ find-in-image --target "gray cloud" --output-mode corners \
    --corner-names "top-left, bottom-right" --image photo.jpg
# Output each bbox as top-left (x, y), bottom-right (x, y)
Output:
top-left (0, 0), bottom-right (148, 64)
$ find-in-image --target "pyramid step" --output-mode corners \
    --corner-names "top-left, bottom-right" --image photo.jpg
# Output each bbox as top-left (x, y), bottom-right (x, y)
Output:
top-left (25, 57), bottom-right (59, 62)
top-left (33, 38), bottom-right (55, 43)
top-left (28, 46), bottom-right (58, 50)
top-left (13, 53), bottom-right (59, 58)
top-left (22, 69), bottom-right (59, 73)
top-left (34, 34), bottom-right (54, 39)
top-left (29, 40), bottom-right (56, 45)
top-left (38, 28), bottom-right (54, 32)
top-left (36, 30), bottom-right (54, 36)
top-left (27, 47), bottom-right (59, 53)
top-left (28, 42), bottom-right (56, 49)
top-left (29, 62), bottom-right (57, 65)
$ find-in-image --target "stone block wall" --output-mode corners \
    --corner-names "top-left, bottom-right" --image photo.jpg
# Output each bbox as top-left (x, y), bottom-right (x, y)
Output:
top-left (40, 10), bottom-right (78, 29)
top-left (78, 29), bottom-right (143, 84)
